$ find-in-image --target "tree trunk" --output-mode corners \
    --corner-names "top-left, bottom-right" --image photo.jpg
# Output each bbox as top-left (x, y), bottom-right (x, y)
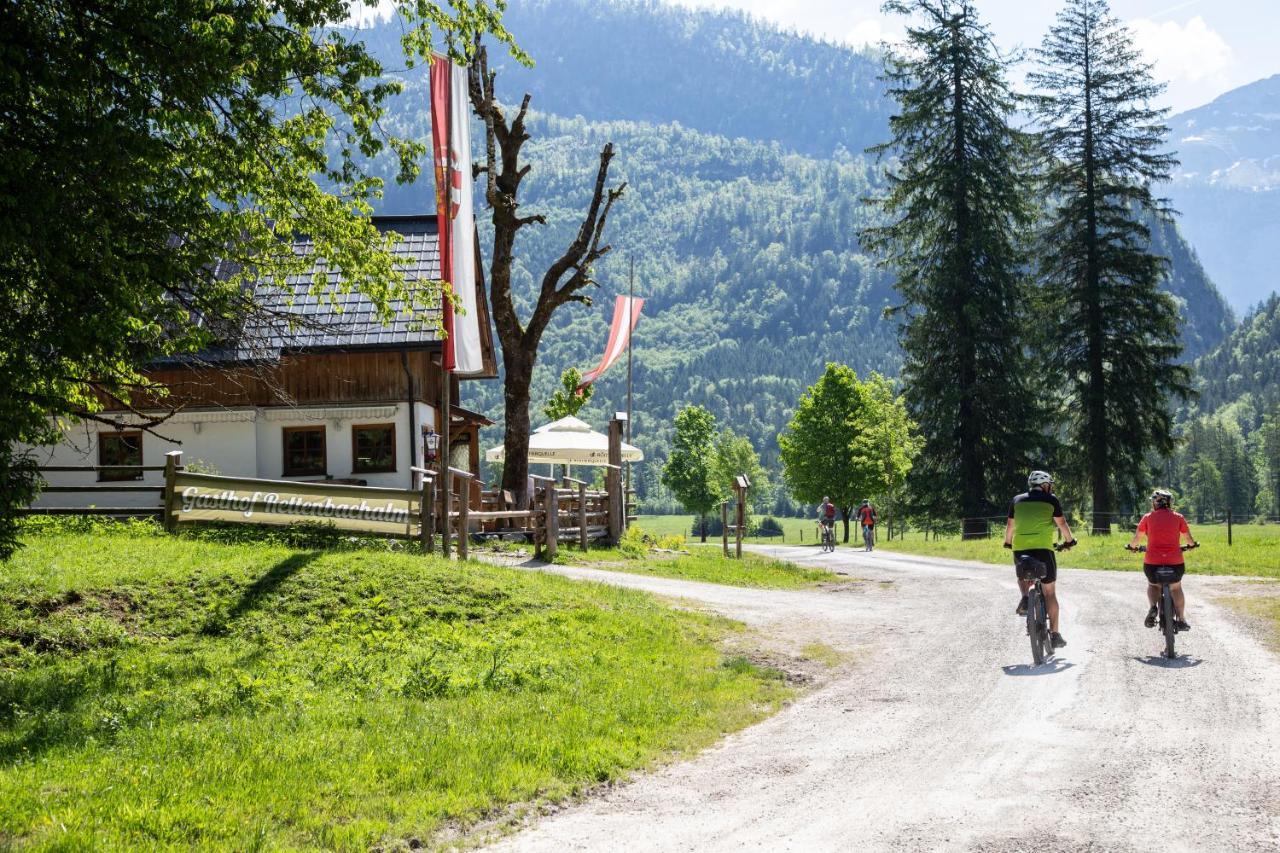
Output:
top-left (500, 351), bottom-right (535, 509)
top-left (700, 512), bottom-right (707, 542)
top-left (841, 507), bottom-right (850, 544)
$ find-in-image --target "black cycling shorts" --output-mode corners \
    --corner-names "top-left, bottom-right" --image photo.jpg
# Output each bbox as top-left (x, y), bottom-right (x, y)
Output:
top-left (1014, 549), bottom-right (1057, 584)
top-left (1144, 564), bottom-right (1185, 584)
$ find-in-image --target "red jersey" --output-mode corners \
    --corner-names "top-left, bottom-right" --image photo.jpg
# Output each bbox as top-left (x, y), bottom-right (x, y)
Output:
top-left (858, 506), bottom-right (876, 526)
top-left (1137, 509), bottom-right (1190, 565)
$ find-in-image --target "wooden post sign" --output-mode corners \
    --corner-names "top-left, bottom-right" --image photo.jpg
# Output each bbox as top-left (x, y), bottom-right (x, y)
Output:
top-left (733, 474), bottom-right (750, 559)
top-left (165, 469), bottom-right (425, 538)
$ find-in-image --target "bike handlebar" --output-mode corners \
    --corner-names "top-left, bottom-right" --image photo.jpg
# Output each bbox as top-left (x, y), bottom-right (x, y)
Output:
top-left (1126, 543), bottom-right (1199, 553)
top-left (1054, 540), bottom-right (1077, 552)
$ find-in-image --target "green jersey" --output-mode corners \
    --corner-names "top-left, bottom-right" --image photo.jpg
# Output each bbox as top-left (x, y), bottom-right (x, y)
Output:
top-left (1007, 490), bottom-right (1064, 551)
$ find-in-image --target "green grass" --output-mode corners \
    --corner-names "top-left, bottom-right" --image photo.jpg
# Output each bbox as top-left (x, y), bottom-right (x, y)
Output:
top-left (0, 520), bottom-right (793, 850)
top-left (877, 523), bottom-right (1280, 578)
top-left (635, 514), bottom-right (832, 546)
top-left (1219, 592), bottom-right (1280, 653)
top-left (557, 543), bottom-right (837, 589)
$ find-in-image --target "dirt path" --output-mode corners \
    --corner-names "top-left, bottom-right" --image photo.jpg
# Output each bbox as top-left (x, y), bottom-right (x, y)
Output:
top-left (483, 545), bottom-right (1280, 852)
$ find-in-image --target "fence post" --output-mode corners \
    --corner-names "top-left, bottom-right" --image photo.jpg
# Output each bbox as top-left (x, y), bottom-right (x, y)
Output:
top-left (579, 482), bottom-right (589, 551)
top-left (544, 485), bottom-right (559, 561)
top-left (441, 472), bottom-right (452, 558)
top-left (1227, 508), bottom-right (1233, 546)
top-left (721, 501), bottom-right (729, 557)
top-left (162, 451), bottom-right (182, 533)
top-left (420, 476), bottom-right (434, 554)
top-left (458, 487), bottom-right (470, 561)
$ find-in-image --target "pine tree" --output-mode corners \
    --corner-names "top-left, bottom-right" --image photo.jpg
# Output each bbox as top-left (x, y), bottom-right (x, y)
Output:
top-left (1030, 0), bottom-right (1191, 533)
top-left (864, 0), bottom-right (1043, 537)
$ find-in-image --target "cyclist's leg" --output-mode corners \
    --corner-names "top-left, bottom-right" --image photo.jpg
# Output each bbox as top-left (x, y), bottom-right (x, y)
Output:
top-left (1170, 581), bottom-right (1186, 620)
top-left (1146, 582), bottom-right (1160, 607)
top-left (1042, 581), bottom-right (1060, 633)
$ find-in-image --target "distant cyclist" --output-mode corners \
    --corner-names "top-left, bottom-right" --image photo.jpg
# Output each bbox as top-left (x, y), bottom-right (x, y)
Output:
top-left (817, 496), bottom-right (837, 543)
top-left (857, 500), bottom-right (877, 551)
top-left (1004, 470), bottom-right (1076, 649)
top-left (1128, 489), bottom-right (1197, 632)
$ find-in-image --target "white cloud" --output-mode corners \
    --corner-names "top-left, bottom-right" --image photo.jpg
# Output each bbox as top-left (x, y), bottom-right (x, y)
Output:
top-left (844, 18), bottom-right (888, 49)
top-left (1129, 15), bottom-right (1233, 85)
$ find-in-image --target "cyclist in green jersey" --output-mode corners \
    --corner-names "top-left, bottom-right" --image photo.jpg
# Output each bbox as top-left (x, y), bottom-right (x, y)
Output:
top-left (1004, 470), bottom-right (1077, 648)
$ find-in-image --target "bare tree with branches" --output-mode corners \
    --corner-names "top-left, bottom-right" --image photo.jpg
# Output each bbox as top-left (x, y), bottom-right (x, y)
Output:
top-left (468, 44), bottom-right (626, 507)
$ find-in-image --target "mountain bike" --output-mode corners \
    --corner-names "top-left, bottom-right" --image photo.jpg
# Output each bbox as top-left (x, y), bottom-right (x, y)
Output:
top-left (1018, 540), bottom-right (1075, 665)
top-left (820, 520), bottom-right (836, 552)
top-left (1126, 543), bottom-right (1198, 659)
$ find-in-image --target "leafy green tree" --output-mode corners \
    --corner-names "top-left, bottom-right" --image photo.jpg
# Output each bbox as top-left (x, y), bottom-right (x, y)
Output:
top-left (711, 429), bottom-right (769, 514)
top-left (863, 0), bottom-right (1043, 536)
top-left (0, 0), bottom-right (521, 559)
top-left (849, 373), bottom-right (922, 534)
top-left (1030, 0), bottom-right (1191, 532)
top-left (542, 368), bottom-right (594, 421)
top-left (779, 363), bottom-right (866, 542)
top-left (1259, 405), bottom-right (1280, 519)
top-left (661, 405), bottom-right (724, 541)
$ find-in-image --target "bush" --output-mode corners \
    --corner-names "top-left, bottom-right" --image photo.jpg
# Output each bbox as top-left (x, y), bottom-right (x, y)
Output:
top-left (618, 524), bottom-right (650, 559)
top-left (754, 517), bottom-right (784, 537)
top-left (656, 533), bottom-right (686, 550)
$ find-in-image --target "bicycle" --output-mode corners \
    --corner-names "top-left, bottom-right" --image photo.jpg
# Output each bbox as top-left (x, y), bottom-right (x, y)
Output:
top-left (1017, 540), bottom-right (1075, 665)
top-left (1126, 543), bottom-right (1198, 659)
top-left (819, 520), bottom-right (836, 552)
top-left (862, 524), bottom-right (874, 552)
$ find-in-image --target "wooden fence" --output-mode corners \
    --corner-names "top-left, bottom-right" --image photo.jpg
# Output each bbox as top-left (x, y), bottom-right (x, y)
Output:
top-left (24, 435), bottom-right (630, 559)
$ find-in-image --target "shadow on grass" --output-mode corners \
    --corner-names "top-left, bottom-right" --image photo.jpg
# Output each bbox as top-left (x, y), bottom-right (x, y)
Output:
top-left (1001, 660), bottom-right (1076, 676)
top-left (1, 552), bottom-right (320, 764)
top-left (202, 551), bottom-right (319, 634)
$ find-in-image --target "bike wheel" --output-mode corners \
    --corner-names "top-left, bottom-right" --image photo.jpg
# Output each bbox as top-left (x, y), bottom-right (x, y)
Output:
top-left (1162, 585), bottom-right (1177, 659)
top-left (1027, 588), bottom-right (1046, 666)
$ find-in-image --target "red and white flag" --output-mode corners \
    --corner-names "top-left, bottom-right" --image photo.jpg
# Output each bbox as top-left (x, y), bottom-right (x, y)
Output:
top-left (429, 57), bottom-right (484, 375)
top-left (578, 295), bottom-right (644, 389)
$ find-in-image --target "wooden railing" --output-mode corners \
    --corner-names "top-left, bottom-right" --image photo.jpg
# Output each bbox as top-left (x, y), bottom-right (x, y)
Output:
top-left (20, 464), bottom-right (174, 517)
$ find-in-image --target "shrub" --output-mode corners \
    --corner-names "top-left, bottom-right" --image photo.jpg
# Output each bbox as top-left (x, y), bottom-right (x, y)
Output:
top-left (618, 524), bottom-right (649, 559)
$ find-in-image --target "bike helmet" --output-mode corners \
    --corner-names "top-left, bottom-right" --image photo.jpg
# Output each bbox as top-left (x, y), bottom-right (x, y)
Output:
top-left (1027, 470), bottom-right (1053, 489)
top-left (861, 499), bottom-right (870, 507)
top-left (1151, 488), bottom-right (1173, 509)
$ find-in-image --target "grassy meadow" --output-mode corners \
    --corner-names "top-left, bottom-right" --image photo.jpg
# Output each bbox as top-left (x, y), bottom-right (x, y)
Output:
top-left (635, 514), bottom-right (831, 546)
top-left (558, 542), bottom-right (837, 589)
top-left (0, 520), bottom-right (795, 850)
top-left (876, 522), bottom-right (1280, 578)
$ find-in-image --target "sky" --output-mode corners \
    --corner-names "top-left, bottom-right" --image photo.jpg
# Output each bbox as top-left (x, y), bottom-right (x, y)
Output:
top-left (672, 0), bottom-right (1280, 113)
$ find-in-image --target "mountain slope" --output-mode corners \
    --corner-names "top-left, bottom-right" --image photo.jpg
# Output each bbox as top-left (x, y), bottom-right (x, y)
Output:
top-left (353, 0), bottom-right (1238, 505)
top-left (1166, 75), bottom-right (1280, 311)
top-left (1188, 293), bottom-right (1280, 428)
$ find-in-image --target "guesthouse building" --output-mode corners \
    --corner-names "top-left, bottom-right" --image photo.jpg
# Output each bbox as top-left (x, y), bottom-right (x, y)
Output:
top-left (25, 215), bottom-right (496, 511)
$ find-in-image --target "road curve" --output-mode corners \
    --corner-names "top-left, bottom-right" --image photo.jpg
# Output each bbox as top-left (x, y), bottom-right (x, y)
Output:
top-left (484, 545), bottom-right (1280, 852)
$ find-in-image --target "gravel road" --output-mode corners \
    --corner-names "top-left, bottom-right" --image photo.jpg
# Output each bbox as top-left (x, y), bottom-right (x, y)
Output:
top-left (483, 545), bottom-right (1280, 852)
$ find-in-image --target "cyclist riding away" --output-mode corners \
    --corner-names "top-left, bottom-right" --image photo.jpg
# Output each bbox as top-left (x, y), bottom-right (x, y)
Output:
top-left (1128, 489), bottom-right (1197, 632)
top-left (858, 500), bottom-right (877, 551)
top-left (1004, 470), bottom-right (1076, 649)
top-left (817, 496), bottom-right (837, 544)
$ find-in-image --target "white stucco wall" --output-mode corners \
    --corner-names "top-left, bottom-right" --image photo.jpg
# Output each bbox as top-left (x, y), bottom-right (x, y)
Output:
top-left (23, 403), bottom-right (438, 509)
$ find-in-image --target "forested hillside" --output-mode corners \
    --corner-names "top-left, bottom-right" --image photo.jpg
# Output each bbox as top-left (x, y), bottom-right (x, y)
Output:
top-left (354, 0), bottom-right (1240, 509)
top-left (1187, 294), bottom-right (1280, 428)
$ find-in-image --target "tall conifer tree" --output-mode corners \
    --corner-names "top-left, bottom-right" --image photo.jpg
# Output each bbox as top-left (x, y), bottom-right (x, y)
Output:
top-left (1030, 0), bottom-right (1191, 533)
top-left (864, 0), bottom-right (1042, 536)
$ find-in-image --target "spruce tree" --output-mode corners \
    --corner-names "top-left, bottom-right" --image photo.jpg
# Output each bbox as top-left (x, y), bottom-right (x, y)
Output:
top-left (1030, 0), bottom-right (1191, 533)
top-left (864, 0), bottom-right (1043, 537)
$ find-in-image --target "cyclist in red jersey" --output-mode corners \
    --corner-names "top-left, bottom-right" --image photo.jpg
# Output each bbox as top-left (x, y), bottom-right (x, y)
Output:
top-left (1127, 489), bottom-right (1198, 631)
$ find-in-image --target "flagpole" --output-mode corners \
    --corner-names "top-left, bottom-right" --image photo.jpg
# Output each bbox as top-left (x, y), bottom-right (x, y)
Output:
top-left (625, 255), bottom-right (634, 525)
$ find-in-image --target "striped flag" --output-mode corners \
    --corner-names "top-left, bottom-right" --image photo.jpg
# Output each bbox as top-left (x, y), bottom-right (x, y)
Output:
top-left (578, 295), bottom-right (644, 390)
top-left (429, 56), bottom-right (484, 375)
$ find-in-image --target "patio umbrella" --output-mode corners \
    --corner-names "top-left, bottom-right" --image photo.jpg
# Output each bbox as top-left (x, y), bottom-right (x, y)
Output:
top-left (484, 415), bottom-right (644, 465)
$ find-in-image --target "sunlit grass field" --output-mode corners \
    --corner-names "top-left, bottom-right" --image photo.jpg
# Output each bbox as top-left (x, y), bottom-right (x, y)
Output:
top-left (560, 543), bottom-right (837, 589)
top-left (0, 521), bottom-right (792, 850)
top-left (635, 514), bottom-right (829, 545)
top-left (877, 522), bottom-right (1280, 578)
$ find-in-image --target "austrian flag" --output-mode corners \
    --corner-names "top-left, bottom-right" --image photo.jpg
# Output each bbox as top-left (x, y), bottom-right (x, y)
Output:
top-left (428, 56), bottom-right (484, 375)
top-left (578, 295), bottom-right (644, 390)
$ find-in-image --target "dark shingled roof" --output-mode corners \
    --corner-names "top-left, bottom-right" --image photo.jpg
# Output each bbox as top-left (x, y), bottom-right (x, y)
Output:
top-left (239, 215), bottom-right (444, 359)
